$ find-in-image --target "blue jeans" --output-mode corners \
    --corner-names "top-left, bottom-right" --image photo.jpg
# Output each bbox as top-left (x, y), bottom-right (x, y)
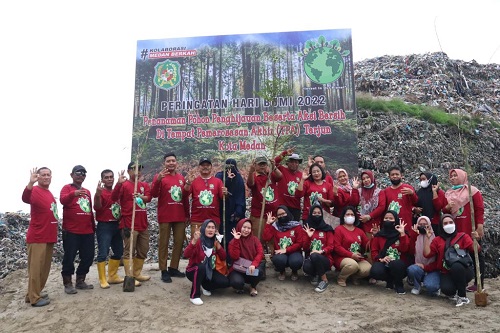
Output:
top-left (96, 221), bottom-right (123, 262)
top-left (407, 264), bottom-right (440, 294)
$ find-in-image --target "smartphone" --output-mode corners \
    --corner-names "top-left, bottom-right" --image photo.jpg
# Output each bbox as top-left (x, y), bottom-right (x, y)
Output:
top-left (246, 268), bottom-right (259, 276)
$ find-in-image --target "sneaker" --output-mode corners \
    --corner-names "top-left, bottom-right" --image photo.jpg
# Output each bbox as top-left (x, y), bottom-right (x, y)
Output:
top-left (190, 298), bottom-right (203, 305)
top-left (385, 281), bottom-right (394, 290)
top-left (395, 286), bottom-right (406, 295)
top-left (168, 267), bottom-right (186, 278)
top-left (430, 289), bottom-right (441, 297)
top-left (310, 275), bottom-right (319, 286)
top-left (466, 284), bottom-right (477, 292)
top-left (161, 270), bottom-right (172, 283)
top-left (315, 280), bottom-right (329, 293)
top-left (448, 293), bottom-right (458, 301)
top-left (291, 273), bottom-right (299, 281)
top-left (201, 286), bottom-right (212, 296)
top-left (410, 287), bottom-right (421, 295)
top-left (456, 297), bottom-right (470, 307)
top-left (31, 298), bottom-right (50, 307)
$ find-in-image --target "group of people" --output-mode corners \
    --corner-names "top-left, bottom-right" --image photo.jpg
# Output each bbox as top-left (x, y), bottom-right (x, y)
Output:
top-left (22, 149), bottom-right (485, 308)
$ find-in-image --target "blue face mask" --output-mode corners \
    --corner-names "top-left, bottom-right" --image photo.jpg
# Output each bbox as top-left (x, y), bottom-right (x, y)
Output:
top-left (363, 183), bottom-right (374, 189)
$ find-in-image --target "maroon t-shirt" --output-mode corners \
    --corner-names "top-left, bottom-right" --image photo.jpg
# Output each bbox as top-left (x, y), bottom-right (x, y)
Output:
top-left (296, 180), bottom-right (334, 220)
top-left (188, 176), bottom-right (224, 224)
top-left (60, 184), bottom-right (94, 234)
top-left (94, 188), bottom-right (121, 222)
top-left (332, 225), bottom-right (369, 269)
top-left (111, 180), bottom-right (151, 232)
top-left (303, 229), bottom-right (335, 266)
top-left (248, 173), bottom-right (280, 218)
top-left (22, 186), bottom-right (59, 243)
top-left (151, 173), bottom-right (189, 223)
top-left (383, 185), bottom-right (418, 232)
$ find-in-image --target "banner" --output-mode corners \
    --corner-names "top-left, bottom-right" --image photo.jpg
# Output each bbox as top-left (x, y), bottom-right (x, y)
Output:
top-left (133, 29), bottom-right (357, 181)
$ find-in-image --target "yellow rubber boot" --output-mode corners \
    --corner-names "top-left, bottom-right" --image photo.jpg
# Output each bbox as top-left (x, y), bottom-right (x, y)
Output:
top-left (123, 259), bottom-right (141, 287)
top-left (133, 258), bottom-right (151, 282)
top-left (107, 259), bottom-right (124, 284)
top-left (97, 262), bottom-right (110, 289)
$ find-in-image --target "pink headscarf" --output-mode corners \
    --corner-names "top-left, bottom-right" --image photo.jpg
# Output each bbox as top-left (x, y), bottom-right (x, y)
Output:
top-left (414, 216), bottom-right (436, 265)
top-left (335, 168), bottom-right (352, 192)
top-left (445, 169), bottom-right (479, 215)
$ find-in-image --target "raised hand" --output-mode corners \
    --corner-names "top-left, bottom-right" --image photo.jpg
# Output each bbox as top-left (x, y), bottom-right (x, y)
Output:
top-left (192, 225), bottom-right (201, 244)
top-left (231, 228), bottom-right (241, 240)
top-left (96, 180), bottom-right (104, 194)
top-left (302, 168), bottom-right (310, 180)
top-left (29, 168), bottom-right (39, 185)
top-left (303, 224), bottom-right (315, 238)
top-left (395, 220), bottom-right (407, 235)
top-left (117, 170), bottom-right (127, 184)
top-left (266, 212), bottom-right (276, 225)
top-left (411, 224), bottom-right (419, 234)
top-left (401, 187), bottom-right (414, 195)
top-left (352, 177), bottom-right (360, 189)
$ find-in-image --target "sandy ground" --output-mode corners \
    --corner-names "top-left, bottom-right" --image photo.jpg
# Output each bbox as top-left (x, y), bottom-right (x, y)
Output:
top-left (1, 259), bottom-right (499, 333)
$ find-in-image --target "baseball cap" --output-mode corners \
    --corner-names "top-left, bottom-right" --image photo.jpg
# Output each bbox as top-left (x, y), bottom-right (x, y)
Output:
top-left (255, 156), bottom-right (268, 164)
top-left (287, 153), bottom-right (303, 163)
top-left (72, 165), bottom-right (87, 173)
top-left (127, 162), bottom-right (144, 170)
top-left (199, 157), bottom-right (212, 165)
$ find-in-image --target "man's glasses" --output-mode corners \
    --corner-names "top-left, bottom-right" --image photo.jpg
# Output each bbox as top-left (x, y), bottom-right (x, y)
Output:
top-left (74, 171), bottom-right (86, 177)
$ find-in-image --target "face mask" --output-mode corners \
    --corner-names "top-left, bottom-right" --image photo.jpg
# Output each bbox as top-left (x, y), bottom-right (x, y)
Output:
top-left (363, 183), bottom-right (374, 189)
top-left (383, 220), bottom-right (395, 230)
top-left (417, 226), bottom-right (427, 235)
top-left (390, 179), bottom-right (402, 186)
top-left (443, 224), bottom-right (455, 234)
top-left (420, 180), bottom-right (429, 188)
top-left (310, 215), bottom-right (322, 224)
top-left (278, 216), bottom-right (289, 225)
top-left (344, 216), bottom-right (355, 225)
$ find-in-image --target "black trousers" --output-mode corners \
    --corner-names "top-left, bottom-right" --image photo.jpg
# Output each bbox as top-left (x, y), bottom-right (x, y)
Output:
top-left (229, 270), bottom-right (262, 289)
top-left (370, 260), bottom-right (407, 286)
top-left (441, 263), bottom-right (474, 298)
top-left (302, 253), bottom-right (331, 277)
top-left (186, 264), bottom-right (229, 299)
top-left (61, 231), bottom-right (95, 276)
top-left (271, 252), bottom-right (303, 273)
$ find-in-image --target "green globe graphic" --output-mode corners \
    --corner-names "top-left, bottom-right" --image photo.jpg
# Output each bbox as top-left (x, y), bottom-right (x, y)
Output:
top-left (304, 46), bottom-right (344, 84)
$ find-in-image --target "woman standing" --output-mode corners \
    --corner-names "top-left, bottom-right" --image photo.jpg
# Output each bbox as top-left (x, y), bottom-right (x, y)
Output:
top-left (333, 206), bottom-right (372, 287)
top-left (356, 170), bottom-right (386, 239)
top-left (369, 210), bottom-right (410, 295)
top-left (228, 219), bottom-right (264, 296)
top-left (263, 206), bottom-right (306, 281)
top-left (413, 172), bottom-right (444, 234)
top-left (184, 219), bottom-right (230, 305)
top-left (302, 203), bottom-right (335, 292)
top-left (296, 163), bottom-right (335, 222)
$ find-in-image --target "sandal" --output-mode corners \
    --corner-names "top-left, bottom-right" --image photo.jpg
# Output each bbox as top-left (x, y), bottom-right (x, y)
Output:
top-left (250, 288), bottom-right (258, 296)
top-left (291, 273), bottom-right (299, 281)
top-left (278, 273), bottom-right (286, 281)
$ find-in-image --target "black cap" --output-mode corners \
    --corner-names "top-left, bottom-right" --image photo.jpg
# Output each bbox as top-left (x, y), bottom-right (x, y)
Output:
top-left (199, 157), bottom-right (212, 165)
top-left (127, 162), bottom-right (144, 170)
top-left (72, 165), bottom-right (87, 173)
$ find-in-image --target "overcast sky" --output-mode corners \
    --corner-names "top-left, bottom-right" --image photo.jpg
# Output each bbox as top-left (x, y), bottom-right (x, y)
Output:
top-left (1, 0), bottom-right (498, 213)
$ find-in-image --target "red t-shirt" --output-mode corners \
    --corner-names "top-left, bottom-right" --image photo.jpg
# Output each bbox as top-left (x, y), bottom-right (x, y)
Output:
top-left (183, 240), bottom-right (227, 270)
top-left (383, 185), bottom-right (418, 232)
top-left (274, 154), bottom-right (302, 210)
top-left (296, 180), bottom-right (334, 220)
top-left (188, 176), bottom-right (224, 224)
top-left (248, 173), bottom-right (280, 218)
top-left (60, 184), bottom-right (94, 234)
top-left (22, 186), bottom-right (59, 243)
top-left (424, 233), bottom-right (476, 273)
top-left (262, 224), bottom-right (306, 254)
top-left (111, 180), bottom-right (151, 232)
top-left (332, 225), bottom-right (369, 269)
top-left (303, 229), bottom-right (335, 266)
top-left (433, 191), bottom-right (484, 236)
top-left (94, 188), bottom-right (121, 222)
top-left (151, 173), bottom-right (189, 223)
top-left (370, 233), bottom-right (410, 264)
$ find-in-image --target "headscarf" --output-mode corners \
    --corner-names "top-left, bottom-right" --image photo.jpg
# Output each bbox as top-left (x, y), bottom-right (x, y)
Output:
top-left (305, 202), bottom-right (333, 232)
top-left (414, 216), bottom-right (435, 265)
top-left (445, 169), bottom-right (479, 216)
top-left (416, 172), bottom-right (437, 219)
top-left (374, 210), bottom-right (401, 259)
top-left (335, 168), bottom-right (352, 192)
top-left (360, 170), bottom-right (376, 202)
top-left (438, 214), bottom-right (458, 240)
top-left (235, 218), bottom-right (260, 260)
top-left (358, 170), bottom-right (381, 216)
top-left (215, 158), bottom-right (246, 218)
top-left (200, 219), bottom-right (216, 280)
top-left (273, 205), bottom-right (301, 232)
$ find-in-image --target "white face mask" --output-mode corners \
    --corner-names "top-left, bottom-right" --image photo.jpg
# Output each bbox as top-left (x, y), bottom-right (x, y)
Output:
top-left (420, 180), bottom-right (429, 188)
top-left (443, 223), bottom-right (455, 234)
top-left (344, 216), bottom-right (355, 225)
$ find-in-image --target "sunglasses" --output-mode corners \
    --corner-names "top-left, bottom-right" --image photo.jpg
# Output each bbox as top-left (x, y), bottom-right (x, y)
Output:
top-left (74, 171), bottom-right (87, 176)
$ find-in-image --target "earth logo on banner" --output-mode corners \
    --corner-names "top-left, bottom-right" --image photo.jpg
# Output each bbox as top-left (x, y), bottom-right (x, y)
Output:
top-left (154, 60), bottom-right (181, 90)
top-left (301, 36), bottom-right (350, 84)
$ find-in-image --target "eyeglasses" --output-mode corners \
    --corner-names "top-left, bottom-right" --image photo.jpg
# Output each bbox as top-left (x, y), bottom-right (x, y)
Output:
top-left (74, 171), bottom-right (86, 176)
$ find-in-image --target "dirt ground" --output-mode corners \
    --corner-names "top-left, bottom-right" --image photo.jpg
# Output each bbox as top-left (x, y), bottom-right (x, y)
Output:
top-left (1, 259), bottom-right (499, 333)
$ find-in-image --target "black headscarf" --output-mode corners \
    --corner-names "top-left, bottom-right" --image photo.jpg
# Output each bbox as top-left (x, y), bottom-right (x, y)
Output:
top-left (215, 158), bottom-right (246, 219)
top-left (305, 202), bottom-right (333, 232)
top-left (273, 205), bottom-right (301, 232)
top-left (416, 172), bottom-right (437, 220)
top-left (200, 219), bottom-right (216, 280)
top-left (374, 210), bottom-right (401, 259)
top-left (439, 214), bottom-right (458, 240)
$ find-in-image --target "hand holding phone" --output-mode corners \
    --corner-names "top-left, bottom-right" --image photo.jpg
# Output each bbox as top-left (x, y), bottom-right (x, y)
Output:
top-left (246, 268), bottom-right (259, 276)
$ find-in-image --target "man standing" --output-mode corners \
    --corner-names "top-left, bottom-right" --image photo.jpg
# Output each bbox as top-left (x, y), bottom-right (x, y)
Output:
top-left (94, 169), bottom-right (123, 289)
top-left (22, 167), bottom-right (58, 307)
top-left (151, 153), bottom-right (189, 283)
top-left (184, 157), bottom-right (227, 238)
top-left (112, 162), bottom-right (152, 286)
top-left (382, 166), bottom-right (418, 233)
top-left (60, 165), bottom-right (95, 294)
top-left (274, 149), bottom-right (303, 221)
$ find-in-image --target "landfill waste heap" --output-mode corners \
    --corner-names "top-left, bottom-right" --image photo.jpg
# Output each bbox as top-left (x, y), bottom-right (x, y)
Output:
top-left (1, 52), bottom-right (499, 280)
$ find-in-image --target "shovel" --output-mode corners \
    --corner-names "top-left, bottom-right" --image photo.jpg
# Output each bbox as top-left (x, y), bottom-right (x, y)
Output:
top-left (123, 162), bottom-right (140, 292)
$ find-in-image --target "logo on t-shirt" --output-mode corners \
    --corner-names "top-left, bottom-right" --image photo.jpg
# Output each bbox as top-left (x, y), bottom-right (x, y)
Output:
top-left (135, 197), bottom-right (146, 209)
top-left (199, 190), bottom-right (214, 206)
top-left (287, 181), bottom-right (298, 195)
top-left (386, 247), bottom-right (401, 260)
top-left (388, 200), bottom-right (402, 214)
top-left (279, 236), bottom-right (293, 249)
top-left (51, 202), bottom-right (59, 220)
top-left (77, 197), bottom-right (91, 213)
top-left (111, 203), bottom-right (121, 219)
top-left (169, 185), bottom-right (183, 202)
top-left (309, 192), bottom-right (323, 205)
top-left (264, 187), bottom-right (275, 202)
top-left (311, 239), bottom-right (322, 251)
top-left (350, 242), bottom-right (361, 253)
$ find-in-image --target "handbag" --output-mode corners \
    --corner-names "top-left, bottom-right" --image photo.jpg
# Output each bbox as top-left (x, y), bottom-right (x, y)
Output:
top-left (215, 254), bottom-right (229, 276)
top-left (444, 233), bottom-right (473, 269)
top-left (232, 257), bottom-right (253, 273)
